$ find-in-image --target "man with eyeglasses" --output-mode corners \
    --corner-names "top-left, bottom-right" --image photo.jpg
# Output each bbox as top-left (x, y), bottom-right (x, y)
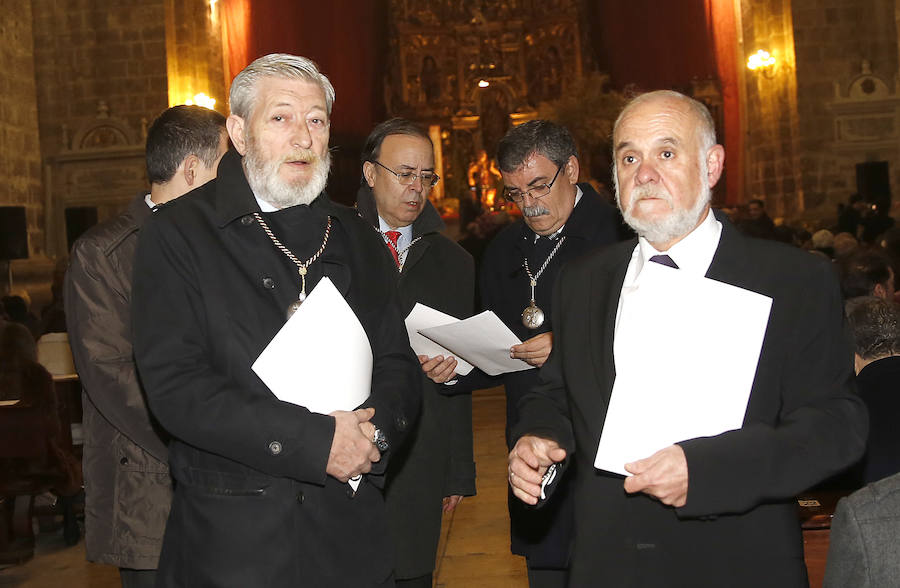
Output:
top-left (478, 120), bottom-right (620, 587)
top-left (356, 117), bottom-right (477, 588)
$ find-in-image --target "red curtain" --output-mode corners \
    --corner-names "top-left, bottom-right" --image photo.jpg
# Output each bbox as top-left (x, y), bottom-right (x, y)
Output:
top-left (589, 0), bottom-right (743, 204)
top-left (708, 0), bottom-right (742, 206)
top-left (219, 0), bottom-right (385, 140)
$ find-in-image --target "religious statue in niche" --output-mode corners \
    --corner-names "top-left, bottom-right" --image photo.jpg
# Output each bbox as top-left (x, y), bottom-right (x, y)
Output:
top-left (421, 55), bottom-right (442, 103)
top-left (544, 46), bottom-right (563, 100)
top-left (468, 149), bottom-right (502, 209)
top-left (479, 87), bottom-right (511, 159)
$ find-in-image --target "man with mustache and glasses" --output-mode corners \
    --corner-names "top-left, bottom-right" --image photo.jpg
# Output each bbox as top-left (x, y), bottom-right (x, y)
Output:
top-left (131, 54), bottom-right (421, 587)
top-left (508, 90), bottom-right (868, 587)
top-left (473, 120), bottom-right (620, 588)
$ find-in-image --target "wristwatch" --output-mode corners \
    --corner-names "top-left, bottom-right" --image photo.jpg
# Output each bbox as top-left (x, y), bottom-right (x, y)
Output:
top-left (372, 428), bottom-right (389, 452)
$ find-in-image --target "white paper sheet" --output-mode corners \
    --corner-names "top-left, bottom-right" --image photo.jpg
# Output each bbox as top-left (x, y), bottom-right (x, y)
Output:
top-left (404, 303), bottom-right (474, 376)
top-left (252, 277), bottom-right (372, 413)
top-left (594, 264), bottom-right (773, 476)
top-left (252, 277), bottom-right (373, 491)
top-left (418, 310), bottom-right (534, 376)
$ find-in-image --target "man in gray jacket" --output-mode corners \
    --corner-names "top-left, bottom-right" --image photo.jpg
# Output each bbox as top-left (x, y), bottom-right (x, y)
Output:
top-left (825, 471), bottom-right (900, 587)
top-left (65, 105), bottom-right (227, 588)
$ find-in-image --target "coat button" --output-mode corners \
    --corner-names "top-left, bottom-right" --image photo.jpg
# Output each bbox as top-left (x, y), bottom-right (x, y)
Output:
top-left (262, 277), bottom-right (275, 289)
top-left (296, 492), bottom-right (304, 504)
top-left (395, 415), bottom-right (408, 432)
top-left (120, 457), bottom-right (128, 465)
top-left (268, 441), bottom-right (282, 455)
top-left (241, 215), bottom-right (254, 225)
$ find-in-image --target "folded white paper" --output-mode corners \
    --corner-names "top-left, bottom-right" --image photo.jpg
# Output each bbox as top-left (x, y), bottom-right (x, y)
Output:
top-left (252, 277), bottom-right (373, 490)
top-left (404, 303), bottom-right (474, 376)
top-left (252, 277), bottom-right (372, 414)
top-left (595, 264), bottom-right (772, 476)
top-left (418, 310), bottom-right (533, 376)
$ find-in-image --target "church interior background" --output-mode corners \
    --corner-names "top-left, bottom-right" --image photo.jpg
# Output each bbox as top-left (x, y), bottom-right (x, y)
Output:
top-left (3, 0), bottom-right (900, 305)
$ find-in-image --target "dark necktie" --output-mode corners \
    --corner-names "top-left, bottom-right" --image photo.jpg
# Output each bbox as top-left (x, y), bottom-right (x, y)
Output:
top-left (385, 230), bottom-right (401, 267)
top-left (650, 254), bottom-right (679, 269)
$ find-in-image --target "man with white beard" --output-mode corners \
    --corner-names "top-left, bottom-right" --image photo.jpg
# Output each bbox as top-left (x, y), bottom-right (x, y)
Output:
top-left (131, 54), bottom-right (421, 587)
top-left (507, 90), bottom-right (868, 587)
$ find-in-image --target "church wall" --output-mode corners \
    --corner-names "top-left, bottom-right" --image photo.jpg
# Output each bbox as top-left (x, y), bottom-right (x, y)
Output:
top-left (0, 0), bottom-right (44, 258)
top-left (790, 0), bottom-right (899, 224)
top-left (740, 0), bottom-right (805, 220)
top-left (31, 0), bottom-right (169, 162)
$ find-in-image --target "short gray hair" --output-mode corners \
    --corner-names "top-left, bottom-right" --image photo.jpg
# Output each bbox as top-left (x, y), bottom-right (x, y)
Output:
top-left (229, 53), bottom-right (336, 119)
top-left (497, 120), bottom-right (577, 173)
top-left (845, 296), bottom-right (900, 359)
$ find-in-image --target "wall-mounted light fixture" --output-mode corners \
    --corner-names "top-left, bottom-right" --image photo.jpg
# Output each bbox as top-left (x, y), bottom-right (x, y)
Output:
top-left (185, 93), bottom-right (217, 110)
top-left (747, 50), bottom-right (784, 79)
top-left (478, 79), bottom-right (490, 88)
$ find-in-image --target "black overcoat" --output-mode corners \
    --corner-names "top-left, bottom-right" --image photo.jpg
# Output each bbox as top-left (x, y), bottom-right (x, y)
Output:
top-left (356, 187), bottom-right (477, 580)
top-left (514, 210), bottom-right (869, 587)
top-left (132, 150), bottom-right (422, 588)
top-left (478, 183), bottom-right (619, 565)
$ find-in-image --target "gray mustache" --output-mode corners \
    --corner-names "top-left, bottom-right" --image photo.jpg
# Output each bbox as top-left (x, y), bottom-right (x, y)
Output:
top-left (522, 205), bottom-right (550, 217)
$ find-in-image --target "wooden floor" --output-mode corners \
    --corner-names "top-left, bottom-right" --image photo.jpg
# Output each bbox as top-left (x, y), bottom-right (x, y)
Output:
top-left (0, 387), bottom-right (528, 588)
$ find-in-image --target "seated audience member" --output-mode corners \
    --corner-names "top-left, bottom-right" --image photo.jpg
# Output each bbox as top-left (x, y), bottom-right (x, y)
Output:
top-left (737, 198), bottom-right (776, 239)
top-left (833, 232), bottom-right (859, 260)
top-left (1, 295), bottom-right (41, 339)
top-left (861, 203), bottom-right (895, 245)
top-left (837, 194), bottom-right (866, 238)
top-left (0, 321), bottom-right (81, 493)
top-left (811, 229), bottom-right (836, 258)
top-left (0, 321), bottom-right (37, 402)
top-left (824, 471), bottom-right (900, 588)
top-left (838, 249), bottom-right (895, 300)
top-left (845, 296), bottom-right (900, 484)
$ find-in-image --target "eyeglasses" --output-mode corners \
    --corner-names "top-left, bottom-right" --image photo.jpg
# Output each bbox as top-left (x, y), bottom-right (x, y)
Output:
top-left (372, 160), bottom-right (440, 190)
top-left (502, 165), bottom-right (563, 203)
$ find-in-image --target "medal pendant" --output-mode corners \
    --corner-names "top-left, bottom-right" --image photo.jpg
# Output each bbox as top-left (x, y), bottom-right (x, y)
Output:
top-left (521, 302), bottom-right (545, 329)
top-left (285, 299), bottom-right (304, 320)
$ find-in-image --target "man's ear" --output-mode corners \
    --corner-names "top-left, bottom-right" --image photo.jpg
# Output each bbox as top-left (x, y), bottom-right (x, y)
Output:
top-left (564, 155), bottom-right (580, 184)
top-left (362, 161), bottom-right (377, 188)
top-left (706, 144), bottom-right (725, 188)
top-left (182, 154), bottom-right (201, 186)
top-left (226, 115), bottom-right (247, 155)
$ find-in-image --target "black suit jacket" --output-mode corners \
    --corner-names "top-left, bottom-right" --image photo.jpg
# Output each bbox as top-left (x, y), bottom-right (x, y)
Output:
top-left (356, 186), bottom-right (476, 579)
top-left (514, 210), bottom-right (868, 587)
top-left (477, 182), bottom-right (619, 565)
top-left (132, 150), bottom-right (421, 587)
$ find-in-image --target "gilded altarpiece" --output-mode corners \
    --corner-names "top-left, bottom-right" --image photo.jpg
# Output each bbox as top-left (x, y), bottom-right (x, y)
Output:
top-left (386, 0), bottom-right (588, 210)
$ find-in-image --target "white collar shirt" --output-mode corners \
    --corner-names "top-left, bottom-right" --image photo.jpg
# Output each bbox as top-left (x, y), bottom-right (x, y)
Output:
top-left (615, 208), bottom-right (723, 340)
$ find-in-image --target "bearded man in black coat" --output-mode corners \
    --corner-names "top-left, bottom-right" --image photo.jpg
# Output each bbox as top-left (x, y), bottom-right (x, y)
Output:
top-left (509, 90), bottom-right (867, 587)
top-left (132, 54), bottom-right (421, 588)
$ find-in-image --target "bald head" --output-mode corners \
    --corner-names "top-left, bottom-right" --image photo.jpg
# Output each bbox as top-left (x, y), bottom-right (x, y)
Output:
top-left (611, 90), bottom-right (725, 251)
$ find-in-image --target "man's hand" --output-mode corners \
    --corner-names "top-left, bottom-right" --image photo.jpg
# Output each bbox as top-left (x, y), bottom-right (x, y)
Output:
top-left (326, 408), bottom-right (380, 482)
top-left (623, 444), bottom-right (689, 507)
top-left (442, 495), bottom-right (463, 513)
top-left (508, 435), bottom-right (567, 505)
top-left (510, 332), bottom-right (553, 367)
top-left (418, 354), bottom-right (458, 384)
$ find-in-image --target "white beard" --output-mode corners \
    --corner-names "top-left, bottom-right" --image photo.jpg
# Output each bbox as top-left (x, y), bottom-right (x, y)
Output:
top-left (616, 167), bottom-right (711, 246)
top-left (243, 139), bottom-right (332, 209)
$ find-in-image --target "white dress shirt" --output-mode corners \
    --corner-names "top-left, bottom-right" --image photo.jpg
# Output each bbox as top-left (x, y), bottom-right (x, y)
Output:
top-left (614, 208), bottom-right (723, 357)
